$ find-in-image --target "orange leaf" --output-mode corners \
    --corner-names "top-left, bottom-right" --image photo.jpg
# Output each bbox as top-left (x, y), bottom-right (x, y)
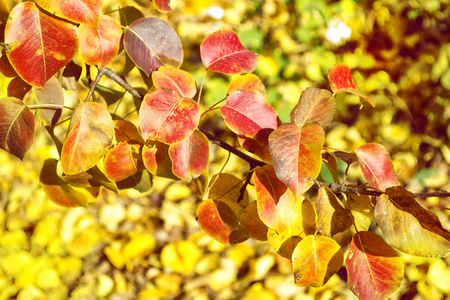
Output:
top-left (196, 199), bottom-right (248, 245)
top-left (152, 66), bottom-right (197, 98)
top-left (78, 14), bottom-right (122, 69)
top-left (5, 2), bottom-right (78, 88)
top-left (292, 235), bottom-right (343, 287)
top-left (290, 87), bottom-right (336, 127)
top-left (34, 0), bottom-right (101, 25)
top-left (61, 102), bottom-right (114, 175)
top-left (104, 142), bottom-right (140, 182)
top-left (268, 123), bottom-right (325, 198)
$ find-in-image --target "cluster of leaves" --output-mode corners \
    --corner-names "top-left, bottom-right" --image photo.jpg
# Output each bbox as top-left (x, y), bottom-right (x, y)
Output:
top-left (1, 0), bottom-right (450, 299)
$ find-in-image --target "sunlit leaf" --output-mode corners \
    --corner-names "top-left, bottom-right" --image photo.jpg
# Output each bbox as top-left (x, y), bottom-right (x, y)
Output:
top-left (315, 186), bottom-right (352, 237)
top-left (292, 235), bottom-right (343, 287)
top-left (34, 0), bottom-right (101, 25)
top-left (33, 77), bottom-right (63, 126)
top-left (266, 200), bottom-right (316, 258)
top-left (328, 63), bottom-right (375, 107)
top-left (61, 102), bottom-right (114, 175)
top-left (161, 241), bottom-right (201, 276)
top-left (0, 97), bottom-right (34, 160)
top-left (355, 143), bottom-right (400, 191)
top-left (169, 130), bottom-right (209, 180)
top-left (200, 29), bottom-right (258, 74)
top-left (375, 186), bottom-right (450, 257)
top-left (227, 73), bottom-right (266, 97)
top-left (252, 165), bottom-right (301, 232)
top-left (154, 0), bottom-right (172, 12)
top-left (346, 231), bottom-right (404, 300)
top-left (204, 173), bottom-right (249, 216)
top-left (5, 2), bottom-right (78, 88)
top-left (139, 89), bottom-right (200, 144)
top-left (346, 194), bottom-right (374, 232)
top-left (221, 90), bottom-right (278, 138)
top-left (78, 14), bottom-right (122, 69)
top-left (104, 142), bottom-right (140, 182)
top-left (240, 201), bottom-right (268, 241)
top-left (269, 123), bottom-right (325, 198)
top-left (152, 66), bottom-right (196, 98)
top-left (114, 120), bottom-right (145, 144)
top-left (40, 158), bottom-right (92, 207)
top-left (196, 199), bottom-right (248, 245)
top-left (142, 141), bottom-right (178, 180)
top-left (124, 17), bottom-right (183, 76)
top-left (290, 87), bottom-right (336, 127)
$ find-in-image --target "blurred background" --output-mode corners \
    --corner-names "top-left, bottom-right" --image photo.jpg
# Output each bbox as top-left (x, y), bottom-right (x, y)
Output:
top-left (0, 0), bottom-right (449, 299)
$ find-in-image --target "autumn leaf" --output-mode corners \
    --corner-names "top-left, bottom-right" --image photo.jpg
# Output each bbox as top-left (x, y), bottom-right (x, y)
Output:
top-left (200, 29), bottom-right (258, 74)
top-left (346, 231), bottom-right (404, 300)
top-left (375, 186), bottom-right (450, 257)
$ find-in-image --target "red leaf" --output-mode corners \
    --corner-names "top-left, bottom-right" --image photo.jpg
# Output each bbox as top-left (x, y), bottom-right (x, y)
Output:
top-left (61, 102), bottom-right (114, 175)
top-left (78, 14), bottom-right (122, 69)
top-left (0, 97), bottom-right (34, 160)
top-left (238, 135), bottom-right (272, 163)
top-left (5, 2), bottom-right (78, 88)
top-left (34, 77), bottom-right (64, 126)
top-left (346, 231), bottom-right (404, 300)
top-left (354, 143), bottom-right (400, 191)
top-left (104, 142), bottom-right (140, 182)
top-left (328, 63), bottom-right (375, 107)
top-left (154, 0), bottom-right (172, 12)
top-left (34, 0), bottom-right (101, 25)
top-left (124, 17), bottom-right (183, 76)
top-left (227, 73), bottom-right (266, 97)
top-left (290, 87), bottom-right (336, 127)
top-left (196, 199), bottom-right (248, 245)
top-left (375, 186), bottom-right (450, 257)
top-left (252, 165), bottom-right (301, 232)
top-left (7, 77), bottom-right (31, 100)
top-left (220, 90), bottom-right (278, 138)
top-left (268, 123), bottom-right (325, 198)
top-left (152, 66), bottom-right (196, 98)
top-left (200, 29), bottom-right (258, 75)
top-left (139, 89), bottom-right (200, 144)
top-left (292, 235), bottom-right (344, 287)
top-left (169, 130), bottom-right (209, 180)
top-left (40, 158), bottom-right (90, 207)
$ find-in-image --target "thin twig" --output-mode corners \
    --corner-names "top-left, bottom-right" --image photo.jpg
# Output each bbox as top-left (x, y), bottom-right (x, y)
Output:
top-left (198, 127), bottom-right (266, 169)
top-left (84, 67), bottom-right (143, 102)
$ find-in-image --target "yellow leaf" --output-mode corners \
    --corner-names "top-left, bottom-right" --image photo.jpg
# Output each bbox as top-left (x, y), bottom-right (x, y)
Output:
top-left (0, 229), bottom-right (27, 249)
top-left (123, 233), bottom-right (156, 261)
top-left (165, 183), bottom-right (192, 201)
top-left (0, 250), bottom-right (33, 277)
top-left (16, 286), bottom-right (46, 300)
top-left (104, 245), bottom-right (125, 269)
top-left (242, 282), bottom-right (277, 300)
top-left (226, 243), bottom-right (255, 269)
top-left (427, 259), bottom-right (450, 293)
top-left (245, 254), bottom-right (276, 281)
top-left (35, 268), bottom-right (61, 290)
top-left (96, 274), bottom-right (115, 298)
top-left (209, 269), bottom-right (236, 291)
top-left (161, 240), bottom-right (202, 275)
